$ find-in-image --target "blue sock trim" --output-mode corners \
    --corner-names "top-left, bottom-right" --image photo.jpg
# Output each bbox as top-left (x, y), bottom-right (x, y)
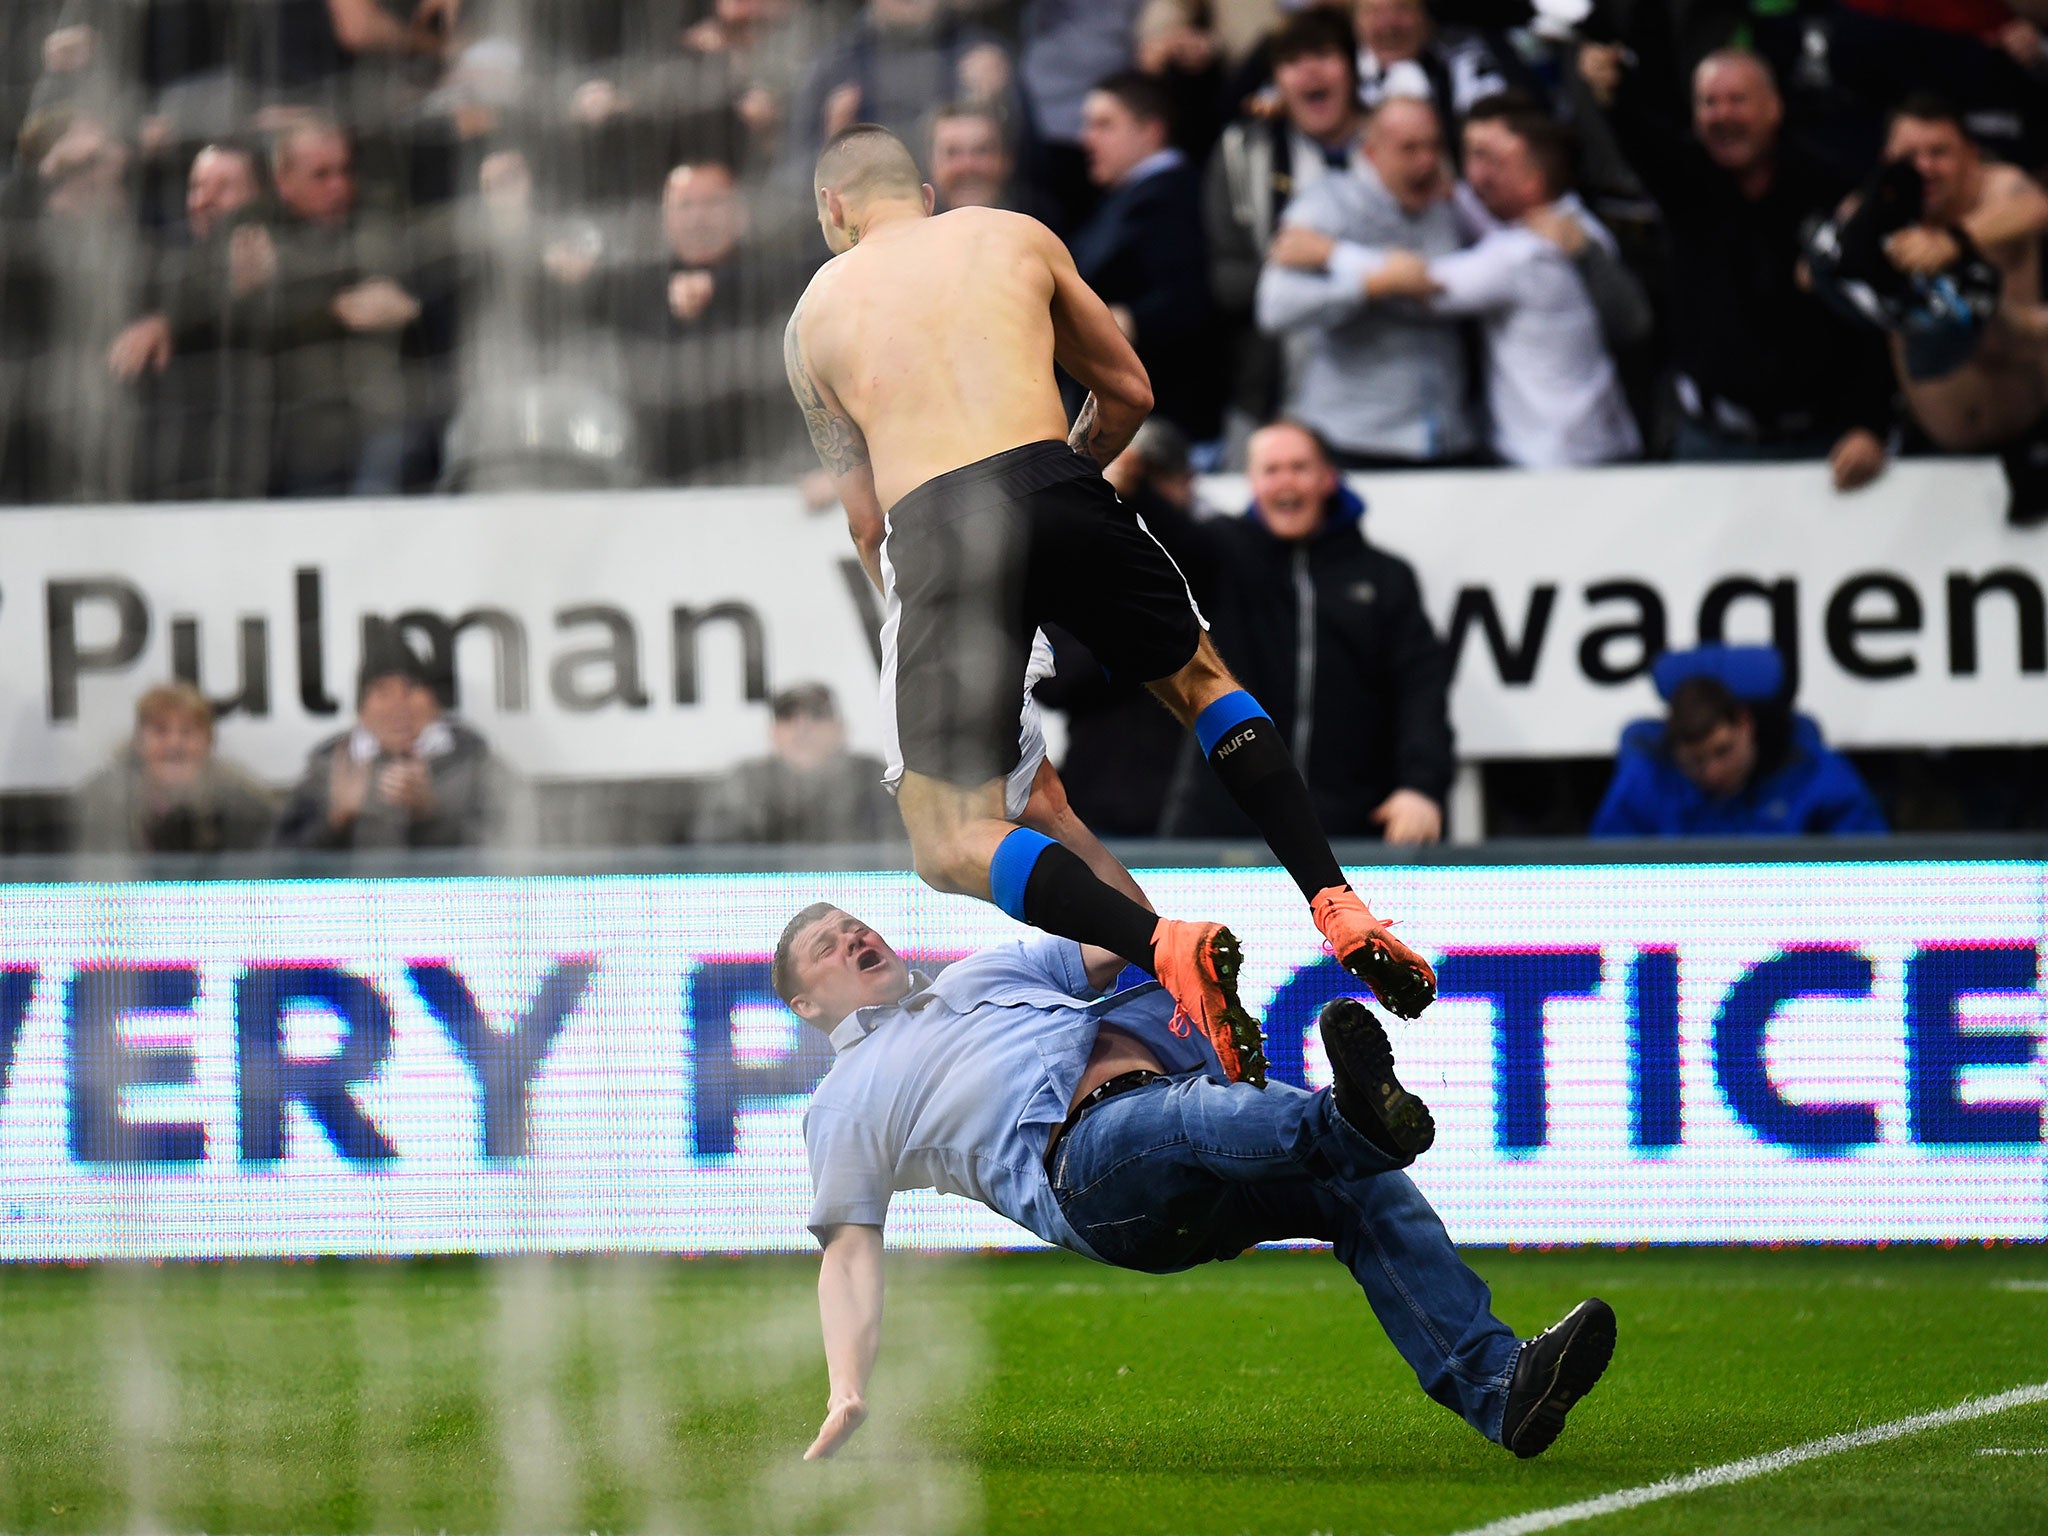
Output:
top-left (1193, 690), bottom-right (1270, 757)
top-left (988, 827), bottom-right (1056, 922)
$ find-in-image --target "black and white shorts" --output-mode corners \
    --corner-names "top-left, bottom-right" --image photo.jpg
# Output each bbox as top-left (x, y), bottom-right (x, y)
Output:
top-left (878, 440), bottom-right (1206, 808)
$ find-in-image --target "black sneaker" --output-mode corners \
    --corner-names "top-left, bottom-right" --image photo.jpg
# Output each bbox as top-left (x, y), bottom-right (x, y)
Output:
top-left (1502, 1298), bottom-right (1617, 1459)
top-left (1317, 998), bottom-right (1435, 1165)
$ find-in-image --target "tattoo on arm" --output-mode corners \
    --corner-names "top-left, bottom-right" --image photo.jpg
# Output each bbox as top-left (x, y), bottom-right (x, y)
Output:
top-left (1068, 391), bottom-right (1109, 466)
top-left (785, 310), bottom-right (870, 477)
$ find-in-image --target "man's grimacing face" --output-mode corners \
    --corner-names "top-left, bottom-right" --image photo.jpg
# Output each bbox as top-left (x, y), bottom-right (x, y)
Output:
top-left (788, 909), bottom-right (912, 1026)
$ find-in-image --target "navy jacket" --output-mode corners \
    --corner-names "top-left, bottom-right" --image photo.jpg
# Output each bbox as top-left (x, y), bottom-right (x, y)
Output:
top-left (1067, 161), bottom-right (1223, 439)
top-left (1590, 716), bottom-right (1887, 838)
top-left (1161, 489), bottom-right (1454, 837)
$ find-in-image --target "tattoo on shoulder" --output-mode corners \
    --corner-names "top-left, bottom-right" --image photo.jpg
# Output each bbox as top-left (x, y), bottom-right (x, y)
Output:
top-left (784, 306), bottom-right (870, 478)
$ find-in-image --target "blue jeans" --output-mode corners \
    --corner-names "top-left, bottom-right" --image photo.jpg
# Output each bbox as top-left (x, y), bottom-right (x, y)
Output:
top-left (1050, 1071), bottom-right (1521, 1441)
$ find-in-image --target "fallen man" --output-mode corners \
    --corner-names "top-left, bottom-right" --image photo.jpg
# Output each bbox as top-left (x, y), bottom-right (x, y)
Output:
top-left (773, 902), bottom-right (1615, 1462)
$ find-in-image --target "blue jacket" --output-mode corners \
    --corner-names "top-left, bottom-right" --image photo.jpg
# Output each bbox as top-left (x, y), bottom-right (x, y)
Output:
top-left (1590, 715), bottom-right (1887, 838)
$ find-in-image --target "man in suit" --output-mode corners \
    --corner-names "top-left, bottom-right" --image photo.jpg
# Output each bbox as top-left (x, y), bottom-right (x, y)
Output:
top-left (1070, 70), bottom-right (1223, 442)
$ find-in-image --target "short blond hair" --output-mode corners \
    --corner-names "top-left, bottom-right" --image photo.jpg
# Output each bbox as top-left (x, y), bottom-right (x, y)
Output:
top-left (133, 681), bottom-right (214, 739)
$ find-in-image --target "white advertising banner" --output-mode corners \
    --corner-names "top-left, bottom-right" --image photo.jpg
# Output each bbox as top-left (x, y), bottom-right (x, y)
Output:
top-left (1342, 457), bottom-right (2046, 760)
top-left (0, 488), bottom-right (884, 792)
top-left (0, 459), bottom-right (2041, 791)
top-left (0, 862), bottom-right (2040, 1259)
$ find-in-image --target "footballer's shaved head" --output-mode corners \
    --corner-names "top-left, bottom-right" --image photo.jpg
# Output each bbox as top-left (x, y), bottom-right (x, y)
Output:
top-left (813, 123), bottom-right (935, 253)
top-left (815, 124), bottom-right (924, 204)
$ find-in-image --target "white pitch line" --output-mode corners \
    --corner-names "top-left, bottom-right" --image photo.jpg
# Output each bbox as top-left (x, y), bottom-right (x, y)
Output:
top-left (1995, 1280), bottom-right (2048, 1293)
top-left (1446, 1381), bottom-right (2048, 1536)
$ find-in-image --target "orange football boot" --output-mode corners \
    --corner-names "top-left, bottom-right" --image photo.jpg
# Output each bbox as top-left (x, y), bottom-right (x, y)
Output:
top-left (1150, 918), bottom-right (1269, 1087)
top-left (1310, 886), bottom-right (1437, 1019)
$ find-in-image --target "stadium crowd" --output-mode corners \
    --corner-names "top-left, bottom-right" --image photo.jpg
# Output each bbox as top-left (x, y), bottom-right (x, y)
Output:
top-left (6, 0), bottom-right (2048, 501)
top-left (2, 0), bottom-right (2044, 852)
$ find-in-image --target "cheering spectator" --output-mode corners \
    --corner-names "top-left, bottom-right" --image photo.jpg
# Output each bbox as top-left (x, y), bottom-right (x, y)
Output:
top-left (1813, 97), bottom-right (2048, 521)
top-left (1206, 6), bottom-right (1367, 453)
top-left (1360, 100), bottom-right (1644, 467)
top-left (108, 142), bottom-right (263, 378)
top-left (617, 160), bottom-right (810, 485)
top-left (1018, 0), bottom-right (1146, 228)
top-left (1071, 70), bottom-right (1223, 442)
top-left (260, 0), bottom-right (459, 208)
top-left (692, 682), bottom-right (898, 844)
top-left (1579, 41), bottom-right (1893, 488)
top-left (1256, 95), bottom-right (1481, 468)
top-left (70, 682), bottom-right (274, 854)
top-left (431, 144), bottom-right (637, 490)
top-left (452, 145), bottom-right (611, 386)
top-left (1161, 421), bottom-right (1454, 844)
top-left (1353, 0), bottom-right (1509, 132)
top-left (258, 117), bottom-right (430, 495)
top-left (1, 107), bottom-right (147, 503)
top-left (1591, 646), bottom-right (1886, 837)
top-left (276, 630), bottom-right (508, 850)
top-left (927, 101), bottom-right (1039, 213)
top-left (790, 0), bottom-right (1014, 164)
top-left (107, 141), bottom-right (273, 500)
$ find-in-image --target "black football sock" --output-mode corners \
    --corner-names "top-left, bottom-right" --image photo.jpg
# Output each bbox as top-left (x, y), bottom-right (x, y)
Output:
top-left (989, 827), bottom-right (1160, 973)
top-left (1193, 691), bottom-right (1347, 901)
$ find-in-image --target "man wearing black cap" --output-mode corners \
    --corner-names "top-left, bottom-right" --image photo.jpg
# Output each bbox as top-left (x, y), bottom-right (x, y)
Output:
top-left (275, 629), bottom-right (508, 850)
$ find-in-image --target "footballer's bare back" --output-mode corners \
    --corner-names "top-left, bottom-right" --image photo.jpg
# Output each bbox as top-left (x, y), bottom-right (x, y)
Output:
top-left (786, 206), bottom-right (1077, 512)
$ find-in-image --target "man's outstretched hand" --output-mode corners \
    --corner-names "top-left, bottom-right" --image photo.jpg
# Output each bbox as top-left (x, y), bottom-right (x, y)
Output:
top-left (805, 1392), bottom-right (868, 1460)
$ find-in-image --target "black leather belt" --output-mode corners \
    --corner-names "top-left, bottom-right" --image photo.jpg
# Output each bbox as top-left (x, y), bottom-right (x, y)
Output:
top-left (1043, 1069), bottom-right (1170, 1169)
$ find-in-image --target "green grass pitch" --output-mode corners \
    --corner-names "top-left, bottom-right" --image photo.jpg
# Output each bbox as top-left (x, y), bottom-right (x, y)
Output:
top-left (2, 1245), bottom-right (2045, 1535)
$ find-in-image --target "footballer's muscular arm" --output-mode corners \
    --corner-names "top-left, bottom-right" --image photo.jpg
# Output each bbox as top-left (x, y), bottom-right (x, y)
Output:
top-left (808, 1222), bottom-right (884, 1459)
top-left (785, 305), bottom-right (886, 591)
top-left (1043, 227), bottom-right (1153, 468)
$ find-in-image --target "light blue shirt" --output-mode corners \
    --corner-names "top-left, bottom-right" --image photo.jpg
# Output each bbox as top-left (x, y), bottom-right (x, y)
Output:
top-left (802, 936), bottom-right (1219, 1255)
top-left (1119, 146), bottom-right (1186, 188)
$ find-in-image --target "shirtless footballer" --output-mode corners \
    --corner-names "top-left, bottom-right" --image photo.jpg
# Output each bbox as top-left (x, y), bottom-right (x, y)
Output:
top-left (783, 124), bottom-right (1437, 1083)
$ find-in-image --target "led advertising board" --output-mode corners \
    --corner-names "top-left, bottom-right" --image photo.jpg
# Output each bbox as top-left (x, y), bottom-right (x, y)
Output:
top-left (0, 863), bottom-right (2040, 1258)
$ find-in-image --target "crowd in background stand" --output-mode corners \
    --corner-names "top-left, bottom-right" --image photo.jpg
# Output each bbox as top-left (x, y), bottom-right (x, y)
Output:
top-left (66, 632), bottom-right (519, 856)
top-left (6, 0), bottom-right (2048, 502)
top-left (5, 0), bottom-right (2047, 851)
